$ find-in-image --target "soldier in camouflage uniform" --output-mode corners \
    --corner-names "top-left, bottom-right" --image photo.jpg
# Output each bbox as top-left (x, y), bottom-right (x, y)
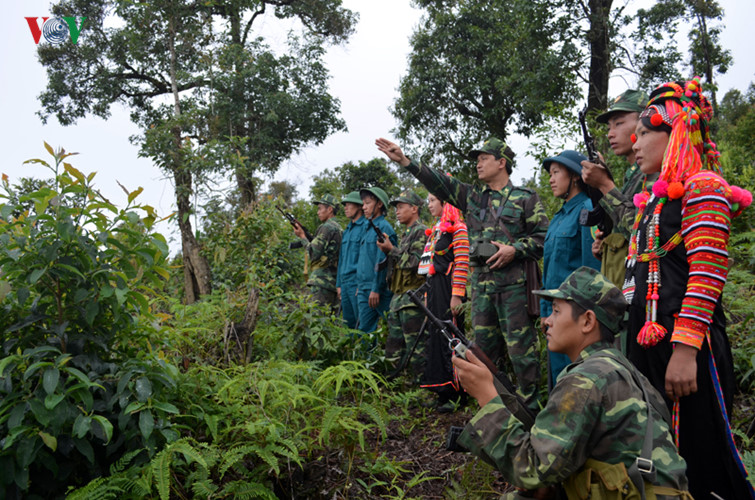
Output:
top-left (581, 90), bottom-right (657, 288)
top-left (292, 194), bottom-right (342, 309)
top-left (452, 267), bottom-right (691, 499)
top-left (377, 137), bottom-right (548, 411)
top-left (376, 191), bottom-right (428, 377)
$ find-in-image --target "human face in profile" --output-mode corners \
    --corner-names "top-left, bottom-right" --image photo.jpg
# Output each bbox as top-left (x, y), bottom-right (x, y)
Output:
top-left (427, 194), bottom-right (443, 218)
top-left (633, 121), bottom-right (668, 175)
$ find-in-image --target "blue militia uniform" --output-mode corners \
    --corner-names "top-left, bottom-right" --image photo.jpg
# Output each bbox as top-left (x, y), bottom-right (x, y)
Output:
top-left (336, 215), bottom-right (366, 329)
top-left (356, 214), bottom-right (397, 334)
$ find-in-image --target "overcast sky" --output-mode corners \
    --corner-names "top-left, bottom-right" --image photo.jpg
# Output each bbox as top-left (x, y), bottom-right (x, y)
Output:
top-left (1, 0), bottom-right (753, 250)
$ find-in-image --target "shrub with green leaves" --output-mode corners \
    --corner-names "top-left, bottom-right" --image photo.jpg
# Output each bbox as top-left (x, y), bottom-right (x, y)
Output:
top-left (0, 145), bottom-right (179, 497)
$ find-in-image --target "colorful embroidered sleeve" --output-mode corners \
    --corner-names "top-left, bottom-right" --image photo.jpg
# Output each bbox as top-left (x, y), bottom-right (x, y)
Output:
top-left (672, 173), bottom-right (731, 348)
top-left (451, 223), bottom-right (469, 297)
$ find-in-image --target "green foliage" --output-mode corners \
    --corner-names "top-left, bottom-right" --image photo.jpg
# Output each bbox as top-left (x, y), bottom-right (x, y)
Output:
top-left (0, 146), bottom-right (180, 497)
top-left (393, 0), bottom-right (580, 168)
top-left (310, 157), bottom-right (412, 201)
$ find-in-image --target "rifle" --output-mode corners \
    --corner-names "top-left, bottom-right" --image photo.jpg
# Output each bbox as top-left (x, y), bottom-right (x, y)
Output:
top-left (577, 106), bottom-right (613, 236)
top-left (406, 284), bottom-right (536, 435)
top-left (276, 204), bottom-right (313, 242)
top-left (366, 216), bottom-right (386, 243)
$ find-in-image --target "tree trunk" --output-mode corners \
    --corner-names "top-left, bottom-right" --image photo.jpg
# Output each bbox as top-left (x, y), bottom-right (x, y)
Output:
top-left (174, 164), bottom-right (213, 304)
top-left (168, 11), bottom-right (212, 303)
top-left (586, 0), bottom-right (613, 113)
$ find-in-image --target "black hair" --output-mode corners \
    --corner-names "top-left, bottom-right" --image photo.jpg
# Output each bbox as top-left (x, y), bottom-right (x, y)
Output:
top-left (361, 192), bottom-right (387, 214)
top-left (640, 114), bottom-right (672, 135)
top-left (501, 146), bottom-right (515, 175)
top-left (569, 302), bottom-right (614, 343)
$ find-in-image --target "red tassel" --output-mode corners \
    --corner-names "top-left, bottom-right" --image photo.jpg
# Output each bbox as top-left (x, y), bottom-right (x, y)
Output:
top-left (637, 321), bottom-right (667, 348)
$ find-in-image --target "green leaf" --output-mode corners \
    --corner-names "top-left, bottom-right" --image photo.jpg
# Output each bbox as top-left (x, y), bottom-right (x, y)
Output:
top-left (44, 393), bottom-right (65, 410)
top-left (42, 367), bottom-right (60, 394)
top-left (39, 431), bottom-right (57, 451)
top-left (28, 268), bottom-right (45, 285)
top-left (139, 409), bottom-right (154, 440)
top-left (135, 377), bottom-right (152, 402)
top-left (0, 355), bottom-right (21, 377)
top-left (85, 301), bottom-right (99, 326)
top-left (24, 361), bottom-right (53, 381)
top-left (92, 415), bottom-right (114, 443)
top-left (124, 401), bottom-right (145, 414)
top-left (73, 437), bottom-right (94, 463)
top-left (17, 287), bottom-right (29, 305)
top-left (44, 141), bottom-right (55, 156)
top-left (63, 163), bottom-right (86, 184)
top-left (128, 186), bottom-right (144, 203)
top-left (73, 414), bottom-right (92, 438)
top-left (152, 401), bottom-right (179, 414)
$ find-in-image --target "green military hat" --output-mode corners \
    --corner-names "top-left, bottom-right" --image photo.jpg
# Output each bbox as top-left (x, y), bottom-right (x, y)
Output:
top-left (467, 137), bottom-right (515, 163)
top-left (341, 191), bottom-right (363, 205)
top-left (390, 190), bottom-right (424, 207)
top-left (312, 193), bottom-right (338, 208)
top-left (533, 266), bottom-right (628, 333)
top-left (596, 89), bottom-right (649, 124)
top-left (359, 186), bottom-right (390, 208)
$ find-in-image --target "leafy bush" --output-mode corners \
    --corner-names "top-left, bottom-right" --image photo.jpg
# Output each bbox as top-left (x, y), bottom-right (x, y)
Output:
top-left (0, 145), bottom-right (179, 498)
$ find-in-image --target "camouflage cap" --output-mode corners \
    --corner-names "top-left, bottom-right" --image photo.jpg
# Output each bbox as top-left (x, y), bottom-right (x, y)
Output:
top-left (360, 186), bottom-right (390, 209)
top-left (390, 190), bottom-right (424, 207)
top-left (341, 191), bottom-right (363, 205)
top-left (312, 194), bottom-right (338, 208)
top-left (533, 266), bottom-right (628, 333)
top-left (596, 89), bottom-right (650, 124)
top-left (467, 137), bottom-right (515, 163)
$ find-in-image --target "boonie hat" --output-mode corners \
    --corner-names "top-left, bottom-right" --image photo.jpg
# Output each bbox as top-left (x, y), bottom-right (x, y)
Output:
top-left (467, 137), bottom-right (515, 163)
top-left (596, 89), bottom-right (649, 124)
top-left (341, 191), bottom-right (363, 205)
top-left (390, 190), bottom-right (424, 207)
top-left (533, 266), bottom-right (628, 333)
top-left (541, 150), bottom-right (588, 176)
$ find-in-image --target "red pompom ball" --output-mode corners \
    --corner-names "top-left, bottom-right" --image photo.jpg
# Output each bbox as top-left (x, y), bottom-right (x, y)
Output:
top-left (730, 185), bottom-right (744, 204)
top-left (633, 192), bottom-right (649, 208)
top-left (630, 133), bottom-right (637, 144)
top-left (667, 181), bottom-right (685, 199)
top-left (652, 180), bottom-right (669, 198)
top-left (742, 189), bottom-right (753, 209)
top-left (650, 113), bottom-right (664, 127)
top-left (424, 228), bottom-right (432, 236)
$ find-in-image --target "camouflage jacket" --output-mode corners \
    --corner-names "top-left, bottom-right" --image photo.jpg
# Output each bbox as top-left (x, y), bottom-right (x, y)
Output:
top-left (303, 218), bottom-right (342, 292)
top-left (456, 341), bottom-right (689, 494)
top-left (385, 219), bottom-right (427, 310)
top-left (404, 159), bottom-right (548, 290)
top-left (599, 163), bottom-right (658, 239)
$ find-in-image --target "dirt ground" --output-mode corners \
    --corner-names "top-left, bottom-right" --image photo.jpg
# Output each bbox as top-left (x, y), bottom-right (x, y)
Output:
top-left (274, 390), bottom-right (755, 499)
top-left (274, 396), bottom-right (510, 499)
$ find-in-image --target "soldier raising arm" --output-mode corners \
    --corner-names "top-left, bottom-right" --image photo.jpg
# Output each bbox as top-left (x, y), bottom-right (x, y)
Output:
top-left (377, 136), bottom-right (547, 412)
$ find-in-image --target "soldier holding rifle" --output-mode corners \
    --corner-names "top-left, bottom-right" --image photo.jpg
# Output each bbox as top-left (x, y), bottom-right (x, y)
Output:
top-left (452, 267), bottom-right (691, 499)
top-left (377, 137), bottom-right (547, 412)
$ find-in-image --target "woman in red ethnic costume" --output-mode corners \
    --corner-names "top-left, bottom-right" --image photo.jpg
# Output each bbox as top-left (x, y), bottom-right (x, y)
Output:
top-left (624, 78), bottom-right (754, 500)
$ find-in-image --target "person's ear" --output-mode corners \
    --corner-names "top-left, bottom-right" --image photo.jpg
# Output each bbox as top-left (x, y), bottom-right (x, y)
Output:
top-left (581, 310), bottom-right (598, 334)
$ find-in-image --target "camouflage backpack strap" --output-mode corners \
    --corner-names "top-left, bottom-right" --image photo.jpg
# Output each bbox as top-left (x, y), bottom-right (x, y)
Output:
top-left (594, 351), bottom-right (656, 500)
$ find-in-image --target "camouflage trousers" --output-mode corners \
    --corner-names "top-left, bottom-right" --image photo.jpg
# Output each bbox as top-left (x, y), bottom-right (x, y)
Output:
top-left (309, 285), bottom-right (338, 311)
top-left (386, 296), bottom-right (426, 382)
top-left (471, 280), bottom-right (541, 411)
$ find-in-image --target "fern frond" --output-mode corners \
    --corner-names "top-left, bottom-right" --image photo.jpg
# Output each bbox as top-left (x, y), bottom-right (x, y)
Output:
top-left (359, 401), bottom-right (388, 440)
top-left (220, 480), bottom-right (277, 500)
